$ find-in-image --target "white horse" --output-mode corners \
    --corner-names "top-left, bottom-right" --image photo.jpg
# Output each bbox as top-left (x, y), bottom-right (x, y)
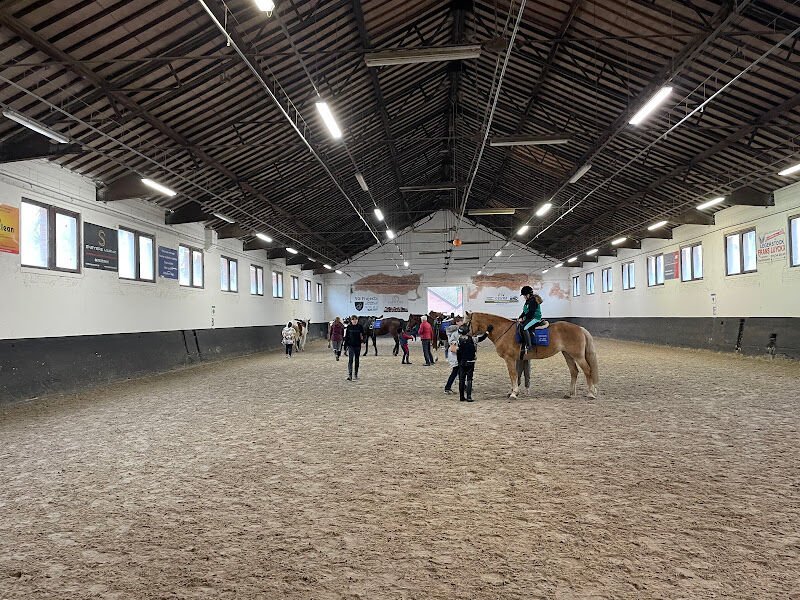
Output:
top-left (293, 319), bottom-right (309, 352)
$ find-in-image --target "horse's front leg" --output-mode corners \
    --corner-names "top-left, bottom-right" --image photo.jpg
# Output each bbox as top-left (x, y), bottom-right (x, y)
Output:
top-left (504, 358), bottom-right (520, 399)
top-left (393, 334), bottom-right (399, 356)
top-left (562, 351), bottom-right (579, 398)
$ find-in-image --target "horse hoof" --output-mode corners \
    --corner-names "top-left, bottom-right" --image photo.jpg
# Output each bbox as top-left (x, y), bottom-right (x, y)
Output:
top-left (563, 393), bottom-right (572, 399)
top-left (587, 393), bottom-right (597, 400)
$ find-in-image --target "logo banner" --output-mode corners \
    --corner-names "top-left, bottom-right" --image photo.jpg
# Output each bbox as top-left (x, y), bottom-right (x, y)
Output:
top-left (0, 204), bottom-right (20, 254)
top-left (83, 222), bottom-right (118, 271)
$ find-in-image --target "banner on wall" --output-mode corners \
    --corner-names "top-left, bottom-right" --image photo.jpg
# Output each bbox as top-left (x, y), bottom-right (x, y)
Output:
top-left (353, 293), bottom-right (380, 313)
top-left (484, 293), bottom-right (519, 304)
top-left (0, 204), bottom-right (20, 254)
top-left (757, 228), bottom-right (787, 263)
top-left (663, 250), bottom-right (680, 280)
top-left (158, 246), bottom-right (178, 279)
top-left (83, 222), bottom-right (118, 271)
top-left (383, 294), bottom-right (408, 313)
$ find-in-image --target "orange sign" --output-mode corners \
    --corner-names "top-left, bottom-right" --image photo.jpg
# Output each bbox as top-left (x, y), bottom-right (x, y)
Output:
top-left (0, 204), bottom-right (20, 254)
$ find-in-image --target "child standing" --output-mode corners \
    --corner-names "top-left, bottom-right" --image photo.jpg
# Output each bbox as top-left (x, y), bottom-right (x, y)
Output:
top-left (282, 322), bottom-right (296, 358)
top-left (455, 324), bottom-right (488, 402)
top-left (398, 324), bottom-right (415, 364)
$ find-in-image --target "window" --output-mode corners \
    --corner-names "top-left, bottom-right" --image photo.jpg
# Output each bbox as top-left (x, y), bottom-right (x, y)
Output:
top-left (601, 267), bottom-right (612, 293)
top-left (220, 256), bottom-right (238, 292)
top-left (726, 229), bottom-right (757, 275)
top-left (316, 282), bottom-right (323, 303)
top-left (305, 279), bottom-right (312, 301)
top-left (179, 244), bottom-right (203, 287)
top-left (572, 275), bottom-right (580, 297)
top-left (622, 261), bottom-right (635, 290)
top-left (250, 265), bottom-right (264, 295)
top-left (648, 254), bottom-right (665, 287)
top-left (291, 275), bottom-right (300, 300)
top-left (790, 215), bottom-right (799, 267)
top-left (20, 199), bottom-right (80, 272)
top-left (272, 271), bottom-right (283, 297)
top-left (681, 243), bottom-right (703, 281)
top-left (118, 228), bottom-right (155, 282)
top-left (586, 272), bottom-right (595, 295)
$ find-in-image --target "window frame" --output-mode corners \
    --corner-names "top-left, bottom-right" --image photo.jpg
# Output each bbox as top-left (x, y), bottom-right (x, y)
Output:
top-left (305, 279), bottom-right (312, 301)
top-left (220, 255), bottom-right (238, 293)
top-left (291, 275), bottom-right (300, 300)
top-left (647, 253), bottom-right (665, 287)
top-left (680, 243), bottom-right (703, 281)
top-left (118, 226), bottom-right (156, 283)
top-left (20, 198), bottom-right (81, 274)
top-left (572, 275), bottom-right (581, 297)
top-left (601, 267), bottom-right (612, 293)
top-left (316, 282), bottom-right (323, 303)
top-left (789, 213), bottom-right (800, 268)
top-left (272, 271), bottom-right (284, 298)
top-left (586, 271), bottom-right (595, 295)
top-left (725, 228), bottom-right (757, 276)
top-left (250, 264), bottom-right (264, 296)
top-left (179, 243), bottom-right (204, 288)
top-left (622, 261), bottom-right (635, 290)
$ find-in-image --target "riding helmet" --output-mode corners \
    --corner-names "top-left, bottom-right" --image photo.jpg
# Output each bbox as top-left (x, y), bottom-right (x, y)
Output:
top-left (520, 285), bottom-right (533, 296)
top-left (458, 324), bottom-right (470, 335)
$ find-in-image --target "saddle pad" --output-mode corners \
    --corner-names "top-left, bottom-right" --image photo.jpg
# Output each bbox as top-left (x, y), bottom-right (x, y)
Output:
top-left (440, 320), bottom-right (451, 332)
top-left (372, 319), bottom-right (382, 329)
top-left (534, 328), bottom-right (550, 346)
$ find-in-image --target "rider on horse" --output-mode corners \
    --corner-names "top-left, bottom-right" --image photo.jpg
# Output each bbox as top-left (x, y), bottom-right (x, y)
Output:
top-left (518, 285), bottom-right (543, 357)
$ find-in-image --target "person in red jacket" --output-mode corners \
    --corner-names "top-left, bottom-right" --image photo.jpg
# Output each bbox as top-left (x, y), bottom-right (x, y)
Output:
top-left (418, 315), bottom-right (435, 366)
top-left (398, 324), bottom-right (415, 364)
top-left (329, 316), bottom-right (345, 361)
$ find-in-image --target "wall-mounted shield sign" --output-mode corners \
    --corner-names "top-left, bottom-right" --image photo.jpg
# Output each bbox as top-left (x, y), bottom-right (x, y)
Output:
top-left (354, 301), bottom-right (364, 311)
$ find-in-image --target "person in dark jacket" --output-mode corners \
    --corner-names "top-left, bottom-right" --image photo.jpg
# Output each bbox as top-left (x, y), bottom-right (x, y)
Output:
top-left (330, 317), bottom-right (345, 361)
top-left (456, 323), bottom-right (488, 402)
top-left (398, 324), bottom-right (415, 364)
top-left (518, 285), bottom-right (543, 356)
top-left (344, 315), bottom-right (365, 380)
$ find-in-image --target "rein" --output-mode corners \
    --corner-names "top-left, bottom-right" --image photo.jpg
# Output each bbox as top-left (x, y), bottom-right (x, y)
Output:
top-left (466, 315), bottom-right (515, 342)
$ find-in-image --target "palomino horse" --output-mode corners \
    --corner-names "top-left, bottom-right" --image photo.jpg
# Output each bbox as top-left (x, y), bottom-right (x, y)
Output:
top-left (362, 314), bottom-right (423, 356)
top-left (466, 311), bottom-right (599, 400)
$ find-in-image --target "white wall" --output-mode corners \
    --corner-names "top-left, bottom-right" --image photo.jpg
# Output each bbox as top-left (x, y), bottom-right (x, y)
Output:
top-left (0, 160), bottom-right (326, 339)
top-left (565, 182), bottom-right (800, 318)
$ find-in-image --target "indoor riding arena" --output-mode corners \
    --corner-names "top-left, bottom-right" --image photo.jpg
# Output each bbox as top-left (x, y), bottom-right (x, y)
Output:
top-left (1, 2), bottom-right (799, 599)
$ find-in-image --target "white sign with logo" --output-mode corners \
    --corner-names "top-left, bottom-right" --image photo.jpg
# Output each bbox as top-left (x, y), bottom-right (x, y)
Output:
top-left (757, 228), bottom-right (787, 263)
top-left (484, 293), bottom-right (519, 304)
top-left (383, 294), bottom-right (408, 313)
top-left (353, 293), bottom-right (380, 313)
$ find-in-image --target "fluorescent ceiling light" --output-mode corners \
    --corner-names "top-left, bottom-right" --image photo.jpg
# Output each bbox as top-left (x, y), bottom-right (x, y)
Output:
top-left (213, 212), bottom-right (235, 223)
top-left (400, 183), bottom-right (463, 192)
top-left (476, 270), bottom-right (482, 275)
top-left (586, 248), bottom-right (598, 255)
top-left (364, 44), bottom-right (481, 67)
top-left (323, 264), bottom-right (332, 270)
top-left (517, 224), bottom-right (530, 235)
top-left (315, 101), bottom-right (342, 139)
top-left (494, 250), bottom-right (502, 257)
top-left (141, 178), bottom-right (177, 197)
top-left (611, 236), bottom-right (627, 246)
top-left (697, 197), bottom-right (725, 210)
top-left (489, 133), bottom-right (570, 147)
top-left (569, 164), bottom-right (592, 184)
top-left (467, 208), bottom-right (516, 216)
top-left (254, 0), bottom-right (275, 11)
top-left (2, 109), bottom-right (70, 144)
top-left (403, 261), bottom-right (409, 267)
top-left (554, 263), bottom-right (563, 268)
top-left (542, 269), bottom-right (549, 273)
top-left (355, 172), bottom-right (369, 192)
top-left (386, 229), bottom-right (395, 239)
top-left (567, 257), bottom-right (578, 263)
top-left (629, 86), bottom-right (673, 125)
top-left (778, 162), bottom-right (800, 177)
top-left (647, 220), bottom-right (668, 230)
top-left (256, 233), bottom-right (272, 242)
top-left (535, 202), bottom-right (552, 217)
top-left (335, 269), bottom-right (343, 274)
top-left (374, 207), bottom-right (384, 221)
top-left (286, 247), bottom-right (298, 254)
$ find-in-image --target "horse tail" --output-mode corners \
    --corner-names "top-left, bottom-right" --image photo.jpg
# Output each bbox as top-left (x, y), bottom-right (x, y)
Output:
top-left (583, 328), bottom-right (599, 385)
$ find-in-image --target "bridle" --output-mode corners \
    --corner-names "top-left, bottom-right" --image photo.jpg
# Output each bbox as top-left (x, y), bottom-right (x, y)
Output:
top-left (466, 314), bottom-right (515, 341)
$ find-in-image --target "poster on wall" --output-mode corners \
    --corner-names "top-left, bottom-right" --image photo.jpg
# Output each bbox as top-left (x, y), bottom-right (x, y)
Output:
top-left (383, 294), bottom-right (408, 313)
top-left (0, 204), bottom-right (20, 254)
top-left (83, 222), bottom-right (118, 271)
top-left (484, 293), bottom-right (519, 304)
top-left (757, 228), bottom-right (787, 263)
top-left (353, 293), bottom-right (380, 313)
top-left (663, 250), bottom-right (680, 280)
top-left (158, 246), bottom-right (178, 279)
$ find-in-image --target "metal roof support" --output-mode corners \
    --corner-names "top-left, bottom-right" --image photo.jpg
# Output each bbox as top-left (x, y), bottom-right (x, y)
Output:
top-left (0, 136), bottom-right (82, 163)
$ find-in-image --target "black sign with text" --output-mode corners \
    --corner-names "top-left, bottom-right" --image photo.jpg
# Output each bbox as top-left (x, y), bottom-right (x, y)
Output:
top-left (83, 222), bottom-right (118, 271)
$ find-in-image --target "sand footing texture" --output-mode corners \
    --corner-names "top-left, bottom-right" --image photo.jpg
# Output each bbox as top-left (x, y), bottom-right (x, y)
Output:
top-left (2, 337), bottom-right (799, 599)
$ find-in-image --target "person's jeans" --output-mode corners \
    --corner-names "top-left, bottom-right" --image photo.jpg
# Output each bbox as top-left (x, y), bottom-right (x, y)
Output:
top-left (445, 366), bottom-right (458, 390)
top-left (285, 344), bottom-right (293, 356)
top-left (458, 362), bottom-right (475, 400)
top-left (347, 345), bottom-right (360, 377)
top-left (422, 340), bottom-right (434, 365)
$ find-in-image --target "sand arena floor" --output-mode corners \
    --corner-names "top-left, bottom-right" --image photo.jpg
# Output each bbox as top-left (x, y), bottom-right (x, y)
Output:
top-left (1, 337), bottom-right (799, 599)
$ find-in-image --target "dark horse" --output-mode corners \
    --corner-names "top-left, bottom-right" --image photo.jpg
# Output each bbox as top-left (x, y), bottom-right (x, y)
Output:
top-left (428, 311), bottom-right (454, 350)
top-left (362, 314), bottom-right (423, 356)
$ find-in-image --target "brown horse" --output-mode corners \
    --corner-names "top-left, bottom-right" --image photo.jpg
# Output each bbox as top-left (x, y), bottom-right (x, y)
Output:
top-left (363, 314), bottom-right (423, 356)
top-left (466, 311), bottom-right (599, 400)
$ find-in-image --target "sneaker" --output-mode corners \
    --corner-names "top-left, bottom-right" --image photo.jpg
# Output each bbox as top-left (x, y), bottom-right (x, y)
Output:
top-left (347, 376), bottom-right (352, 381)
top-left (354, 376), bottom-right (358, 381)
top-left (466, 397), bottom-right (474, 402)
top-left (444, 389), bottom-right (453, 395)
top-left (459, 398), bottom-right (466, 402)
